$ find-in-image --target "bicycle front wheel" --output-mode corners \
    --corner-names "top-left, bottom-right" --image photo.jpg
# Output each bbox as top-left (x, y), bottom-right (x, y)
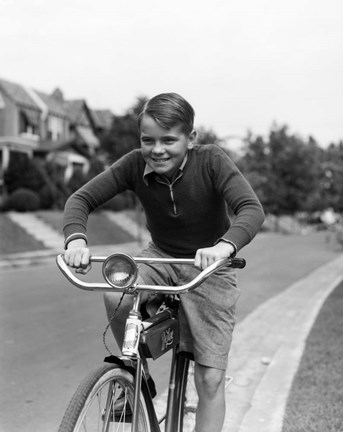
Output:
top-left (58, 363), bottom-right (151, 432)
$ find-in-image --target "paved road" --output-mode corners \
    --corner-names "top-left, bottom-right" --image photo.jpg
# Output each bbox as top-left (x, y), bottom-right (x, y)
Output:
top-left (0, 258), bottom-right (173, 432)
top-left (0, 230), bottom-right (342, 432)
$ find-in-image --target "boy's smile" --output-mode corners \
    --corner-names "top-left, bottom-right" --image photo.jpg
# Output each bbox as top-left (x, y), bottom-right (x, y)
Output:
top-left (140, 115), bottom-right (196, 179)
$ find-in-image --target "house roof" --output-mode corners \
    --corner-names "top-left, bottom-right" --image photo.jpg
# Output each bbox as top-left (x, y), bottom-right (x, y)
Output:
top-left (0, 77), bottom-right (112, 133)
top-left (63, 99), bottom-right (87, 123)
top-left (34, 90), bottom-right (67, 118)
top-left (0, 78), bottom-right (41, 112)
top-left (76, 125), bottom-right (99, 147)
top-left (92, 109), bottom-right (114, 130)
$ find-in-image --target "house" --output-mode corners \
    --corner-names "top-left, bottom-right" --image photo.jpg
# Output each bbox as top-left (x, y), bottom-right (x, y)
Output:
top-left (91, 109), bottom-right (114, 137)
top-left (35, 93), bottom-right (100, 181)
top-left (0, 78), bottom-right (42, 171)
top-left (0, 77), bottom-right (111, 188)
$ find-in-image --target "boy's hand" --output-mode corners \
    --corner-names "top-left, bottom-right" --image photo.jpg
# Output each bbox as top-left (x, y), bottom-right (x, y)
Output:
top-left (194, 241), bottom-right (235, 270)
top-left (64, 239), bottom-right (91, 272)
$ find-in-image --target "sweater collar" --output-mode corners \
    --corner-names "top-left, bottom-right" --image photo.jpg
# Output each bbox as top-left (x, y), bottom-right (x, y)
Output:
top-left (143, 153), bottom-right (188, 185)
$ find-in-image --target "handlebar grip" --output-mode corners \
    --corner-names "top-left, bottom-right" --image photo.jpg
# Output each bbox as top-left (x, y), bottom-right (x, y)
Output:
top-left (230, 258), bottom-right (246, 269)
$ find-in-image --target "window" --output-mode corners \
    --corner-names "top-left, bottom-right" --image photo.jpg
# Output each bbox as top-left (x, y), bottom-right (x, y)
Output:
top-left (19, 109), bottom-right (39, 135)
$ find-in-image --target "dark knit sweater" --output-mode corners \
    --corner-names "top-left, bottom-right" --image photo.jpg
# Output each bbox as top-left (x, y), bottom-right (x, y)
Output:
top-left (63, 144), bottom-right (265, 258)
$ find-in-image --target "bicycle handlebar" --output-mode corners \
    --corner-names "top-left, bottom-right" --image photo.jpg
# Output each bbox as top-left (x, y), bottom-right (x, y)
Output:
top-left (56, 254), bottom-right (246, 295)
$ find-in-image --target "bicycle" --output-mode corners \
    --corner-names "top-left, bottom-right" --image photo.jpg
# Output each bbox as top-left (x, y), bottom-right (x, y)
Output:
top-left (56, 252), bottom-right (246, 432)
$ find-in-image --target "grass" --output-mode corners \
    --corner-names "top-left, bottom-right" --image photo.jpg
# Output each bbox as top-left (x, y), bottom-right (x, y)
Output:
top-left (0, 213), bottom-right (46, 254)
top-left (282, 282), bottom-right (343, 432)
top-left (0, 209), bottom-right (137, 255)
top-left (36, 210), bottom-right (136, 246)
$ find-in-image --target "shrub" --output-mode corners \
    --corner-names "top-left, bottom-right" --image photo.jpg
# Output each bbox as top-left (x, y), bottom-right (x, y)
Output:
top-left (38, 183), bottom-right (59, 209)
top-left (44, 161), bottom-right (72, 209)
top-left (7, 188), bottom-right (40, 212)
top-left (4, 154), bottom-right (48, 194)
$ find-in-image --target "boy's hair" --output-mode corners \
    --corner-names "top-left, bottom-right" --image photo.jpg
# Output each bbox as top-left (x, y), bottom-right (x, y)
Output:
top-left (138, 93), bottom-right (195, 135)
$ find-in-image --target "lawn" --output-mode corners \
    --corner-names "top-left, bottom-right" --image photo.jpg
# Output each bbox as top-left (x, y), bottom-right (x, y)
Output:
top-left (36, 210), bottom-right (136, 245)
top-left (0, 213), bottom-right (46, 254)
top-left (0, 210), bottom-right (137, 255)
top-left (282, 281), bottom-right (343, 432)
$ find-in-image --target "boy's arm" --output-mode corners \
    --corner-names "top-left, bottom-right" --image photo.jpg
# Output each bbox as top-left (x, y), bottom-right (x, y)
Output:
top-left (211, 149), bottom-right (265, 252)
top-left (62, 152), bottom-right (140, 266)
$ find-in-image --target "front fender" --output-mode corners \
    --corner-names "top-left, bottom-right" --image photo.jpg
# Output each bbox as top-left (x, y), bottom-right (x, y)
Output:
top-left (104, 354), bottom-right (136, 370)
top-left (103, 355), bottom-right (160, 431)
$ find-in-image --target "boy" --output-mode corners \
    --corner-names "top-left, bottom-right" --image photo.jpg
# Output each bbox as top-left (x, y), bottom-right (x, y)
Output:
top-left (63, 92), bottom-right (264, 431)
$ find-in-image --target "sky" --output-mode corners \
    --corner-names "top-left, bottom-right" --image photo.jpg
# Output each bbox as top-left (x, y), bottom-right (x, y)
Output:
top-left (0, 0), bottom-right (342, 147)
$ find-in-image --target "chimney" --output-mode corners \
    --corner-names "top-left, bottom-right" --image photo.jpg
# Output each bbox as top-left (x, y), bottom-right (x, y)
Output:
top-left (51, 88), bottom-right (64, 102)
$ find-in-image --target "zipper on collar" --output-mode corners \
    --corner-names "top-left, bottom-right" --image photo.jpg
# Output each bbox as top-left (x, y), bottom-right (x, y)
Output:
top-left (156, 172), bottom-right (183, 215)
top-left (168, 184), bottom-right (177, 215)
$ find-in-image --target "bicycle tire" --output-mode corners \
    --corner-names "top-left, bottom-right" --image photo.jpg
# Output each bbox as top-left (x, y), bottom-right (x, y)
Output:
top-left (58, 363), bottom-right (152, 432)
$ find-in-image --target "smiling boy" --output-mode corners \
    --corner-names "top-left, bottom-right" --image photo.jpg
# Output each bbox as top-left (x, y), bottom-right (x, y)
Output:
top-left (63, 93), bottom-right (265, 431)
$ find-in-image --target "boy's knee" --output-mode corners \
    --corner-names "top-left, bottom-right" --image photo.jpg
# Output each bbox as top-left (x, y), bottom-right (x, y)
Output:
top-left (195, 365), bottom-right (225, 398)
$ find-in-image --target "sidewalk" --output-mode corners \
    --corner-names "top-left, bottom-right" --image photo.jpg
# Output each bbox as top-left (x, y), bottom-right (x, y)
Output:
top-left (1, 212), bottom-right (343, 432)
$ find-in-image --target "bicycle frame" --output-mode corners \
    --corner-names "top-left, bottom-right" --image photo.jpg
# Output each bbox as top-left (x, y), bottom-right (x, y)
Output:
top-left (56, 253), bottom-right (246, 432)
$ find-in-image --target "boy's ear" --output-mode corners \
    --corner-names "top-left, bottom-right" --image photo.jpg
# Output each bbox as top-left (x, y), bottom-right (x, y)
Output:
top-left (187, 130), bottom-right (197, 149)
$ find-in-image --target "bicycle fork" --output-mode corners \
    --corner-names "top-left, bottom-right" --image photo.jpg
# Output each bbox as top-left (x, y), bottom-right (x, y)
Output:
top-left (132, 357), bottom-right (143, 431)
top-left (165, 348), bottom-right (190, 432)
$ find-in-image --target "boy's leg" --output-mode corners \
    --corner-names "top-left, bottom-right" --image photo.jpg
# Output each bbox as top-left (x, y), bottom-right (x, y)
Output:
top-left (194, 363), bottom-right (226, 432)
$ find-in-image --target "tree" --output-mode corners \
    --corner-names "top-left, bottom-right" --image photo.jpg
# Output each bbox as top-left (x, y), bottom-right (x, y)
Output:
top-left (267, 126), bottom-right (321, 214)
top-left (100, 97), bottom-right (147, 165)
top-left (320, 141), bottom-right (343, 212)
top-left (238, 125), bottom-right (323, 215)
top-left (196, 126), bottom-right (220, 145)
top-left (237, 133), bottom-right (270, 208)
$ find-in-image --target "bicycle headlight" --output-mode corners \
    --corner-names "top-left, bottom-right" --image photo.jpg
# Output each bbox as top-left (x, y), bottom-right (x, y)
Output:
top-left (102, 253), bottom-right (138, 289)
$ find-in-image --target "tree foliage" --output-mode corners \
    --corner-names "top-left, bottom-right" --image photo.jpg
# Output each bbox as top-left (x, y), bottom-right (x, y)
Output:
top-left (237, 125), bottom-right (334, 215)
top-left (320, 142), bottom-right (343, 212)
top-left (100, 97), bottom-right (146, 165)
top-left (196, 126), bottom-right (220, 145)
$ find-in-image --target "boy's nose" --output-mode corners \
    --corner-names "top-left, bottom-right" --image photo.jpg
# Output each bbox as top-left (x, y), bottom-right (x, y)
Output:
top-left (152, 141), bottom-right (165, 154)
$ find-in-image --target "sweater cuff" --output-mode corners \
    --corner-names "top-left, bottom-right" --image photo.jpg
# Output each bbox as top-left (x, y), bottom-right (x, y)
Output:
top-left (64, 233), bottom-right (88, 250)
top-left (215, 238), bottom-right (237, 257)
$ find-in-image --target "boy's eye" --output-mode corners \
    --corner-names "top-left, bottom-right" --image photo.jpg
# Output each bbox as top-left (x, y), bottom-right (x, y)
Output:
top-left (164, 138), bottom-right (176, 144)
top-left (141, 138), bottom-right (154, 144)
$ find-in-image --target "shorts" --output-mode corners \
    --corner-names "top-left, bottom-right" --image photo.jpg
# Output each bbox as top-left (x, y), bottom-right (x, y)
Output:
top-left (136, 243), bottom-right (240, 370)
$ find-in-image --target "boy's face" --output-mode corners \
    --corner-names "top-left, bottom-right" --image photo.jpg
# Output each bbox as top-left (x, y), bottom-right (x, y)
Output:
top-left (140, 114), bottom-right (196, 179)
